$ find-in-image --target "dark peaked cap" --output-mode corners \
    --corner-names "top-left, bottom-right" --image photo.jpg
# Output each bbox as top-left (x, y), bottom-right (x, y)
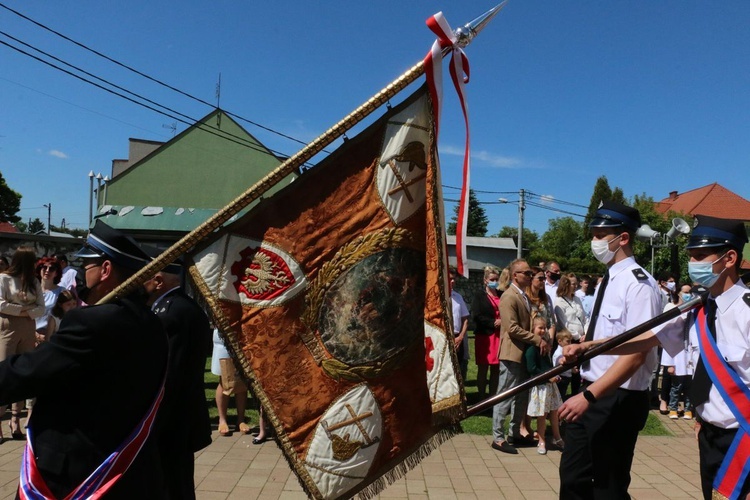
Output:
top-left (74, 220), bottom-right (151, 271)
top-left (589, 200), bottom-right (641, 232)
top-left (686, 214), bottom-right (748, 251)
top-left (140, 244), bottom-right (183, 275)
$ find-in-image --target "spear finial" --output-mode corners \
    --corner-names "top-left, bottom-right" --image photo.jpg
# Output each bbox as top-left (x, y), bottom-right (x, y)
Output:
top-left (455, 2), bottom-right (507, 48)
top-left (97, 4), bottom-right (508, 305)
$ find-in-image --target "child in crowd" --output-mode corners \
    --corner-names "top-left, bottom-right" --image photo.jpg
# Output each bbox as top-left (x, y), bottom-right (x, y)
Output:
top-left (526, 316), bottom-right (564, 454)
top-left (661, 342), bottom-right (694, 419)
top-left (44, 289), bottom-right (77, 340)
top-left (553, 329), bottom-right (578, 400)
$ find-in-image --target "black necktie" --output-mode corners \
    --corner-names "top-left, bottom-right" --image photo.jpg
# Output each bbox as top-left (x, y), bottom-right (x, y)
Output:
top-left (582, 270), bottom-right (609, 370)
top-left (691, 299), bottom-right (717, 407)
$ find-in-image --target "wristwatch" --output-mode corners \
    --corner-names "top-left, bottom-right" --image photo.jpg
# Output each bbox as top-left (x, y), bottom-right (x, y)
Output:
top-left (583, 389), bottom-right (598, 404)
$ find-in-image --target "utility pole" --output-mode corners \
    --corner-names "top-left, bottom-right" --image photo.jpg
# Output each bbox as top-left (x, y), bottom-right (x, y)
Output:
top-left (43, 203), bottom-right (51, 235)
top-left (517, 189), bottom-right (525, 259)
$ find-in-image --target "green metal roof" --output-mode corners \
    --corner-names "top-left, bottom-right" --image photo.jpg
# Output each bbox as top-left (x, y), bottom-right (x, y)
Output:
top-left (92, 205), bottom-right (241, 233)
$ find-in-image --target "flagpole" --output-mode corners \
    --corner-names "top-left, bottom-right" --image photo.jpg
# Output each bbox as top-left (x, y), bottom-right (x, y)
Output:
top-left (465, 294), bottom-right (706, 417)
top-left (97, 3), bottom-right (506, 305)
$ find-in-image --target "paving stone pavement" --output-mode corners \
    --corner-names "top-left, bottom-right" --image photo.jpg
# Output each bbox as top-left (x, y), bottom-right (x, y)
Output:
top-left (0, 411), bottom-right (702, 499)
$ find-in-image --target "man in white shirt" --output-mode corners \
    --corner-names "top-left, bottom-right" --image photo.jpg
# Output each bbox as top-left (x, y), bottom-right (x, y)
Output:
top-left (544, 261), bottom-right (561, 299)
top-left (563, 214), bottom-right (750, 500)
top-left (55, 253), bottom-right (79, 295)
top-left (448, 268), bottom-right (470, 381)
top-left (557, 201), bottom-right (661, 499)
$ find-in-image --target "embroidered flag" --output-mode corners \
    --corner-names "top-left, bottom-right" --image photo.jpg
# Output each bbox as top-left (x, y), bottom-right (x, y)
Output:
top-left (188, 85), bottom-right (464, 500)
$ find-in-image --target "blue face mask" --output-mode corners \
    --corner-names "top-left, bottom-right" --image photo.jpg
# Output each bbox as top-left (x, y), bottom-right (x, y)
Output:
top-left (487, 281), bottom-right (499, 290)
top-left (688, 253), bottom-right (727, 288)
top-left (681, 293), bottom-right (693, 303)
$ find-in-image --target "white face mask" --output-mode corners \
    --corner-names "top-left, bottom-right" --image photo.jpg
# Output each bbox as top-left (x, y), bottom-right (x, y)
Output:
top-left (591, 234), bottom-right (622, 264)
top-left (665, 282), bottom-right (676, 291)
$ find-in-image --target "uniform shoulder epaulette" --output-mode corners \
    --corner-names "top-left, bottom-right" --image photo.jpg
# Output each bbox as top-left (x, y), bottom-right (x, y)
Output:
top-left (153, 295), bottom-right (175, 315)
top-left (743, 292), bottom-right (750, 307)
top-left (632, 268), bottom-right (649, 281)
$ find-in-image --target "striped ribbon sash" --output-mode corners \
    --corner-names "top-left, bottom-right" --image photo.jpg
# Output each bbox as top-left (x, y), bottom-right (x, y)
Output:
top-left (18, 383), bottom-right (165, 500)
top-left (695, 307), bottom-right (750, 500)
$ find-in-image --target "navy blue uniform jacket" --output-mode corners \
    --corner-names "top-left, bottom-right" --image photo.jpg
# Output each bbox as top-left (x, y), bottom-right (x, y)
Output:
top-left (0, 295), bottom-right (168, 499)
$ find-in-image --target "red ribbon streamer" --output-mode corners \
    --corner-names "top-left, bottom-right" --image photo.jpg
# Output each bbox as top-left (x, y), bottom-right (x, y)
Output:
top-left (424, 12), bottom-right (471, 278)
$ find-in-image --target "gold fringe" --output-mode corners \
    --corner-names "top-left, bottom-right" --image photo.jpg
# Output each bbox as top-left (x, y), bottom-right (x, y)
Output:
top-left (348, 424), bottom-right (462, 500)
top-left (711, 489), bottom-right (728, 500)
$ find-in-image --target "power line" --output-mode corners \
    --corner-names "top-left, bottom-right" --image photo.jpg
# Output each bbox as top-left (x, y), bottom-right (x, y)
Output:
top-left (525, 190), bottom-right (588, 209)
top-left (0, 2), bottom-right (327, 152)
top-left (442, 184), bottom-right (590, 212)
top-left (0, 35), bottom-right (320, 169)
top-left (0, 32), bottom-right (292, 159)
top-left (524, 200), bottom-right (586, 218)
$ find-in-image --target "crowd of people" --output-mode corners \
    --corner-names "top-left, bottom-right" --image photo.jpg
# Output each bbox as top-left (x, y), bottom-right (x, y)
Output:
top-left (0, 203), bottom-right (747, 499)
top-left (0, 221), bottom-right (267, 499)
top-left (450, 201), bottom-right (749, 500)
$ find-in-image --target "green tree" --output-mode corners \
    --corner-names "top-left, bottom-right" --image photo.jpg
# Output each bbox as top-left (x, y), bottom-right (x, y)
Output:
top-left (537, 217), bottom-right (585, 256)
top-left (0, 171), bottom-right (22, 223)
top-left (495, 225), bottom-right (539, 254)
top-left (28, 218), bottom-right (45, 234)
top-left (448, 189), bottom-right (489, 236)
top-left (530, 217), bottom-right (601, 273)
top-left (583, 176), bottom-right (627, 237)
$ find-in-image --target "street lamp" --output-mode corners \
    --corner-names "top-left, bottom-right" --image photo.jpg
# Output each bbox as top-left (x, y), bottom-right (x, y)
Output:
top-left (498, 189), bottom-right (526, 259)
top-left (102, 176), bottom-right (110, 205)
top-left (88, 171), bottom-right (94, 224)
top-left (42, 203), bottom-right (51, 235)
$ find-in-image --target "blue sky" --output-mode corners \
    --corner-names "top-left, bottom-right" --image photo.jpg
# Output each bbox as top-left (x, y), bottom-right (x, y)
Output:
top-left (1, 1), bottom-right (749, 234)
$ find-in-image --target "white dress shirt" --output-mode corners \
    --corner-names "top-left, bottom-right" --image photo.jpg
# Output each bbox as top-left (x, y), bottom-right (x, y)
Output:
top-left (581, 256), bottom-right (662, 391)
top-left (450, 290), bottom-right (470, 361)
top-left (655, 280), bottom-right (750, 429)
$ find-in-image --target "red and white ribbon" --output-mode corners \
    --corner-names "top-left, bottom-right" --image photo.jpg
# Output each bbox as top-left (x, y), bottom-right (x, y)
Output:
top-left (424, 12), bottom-right (471, 278)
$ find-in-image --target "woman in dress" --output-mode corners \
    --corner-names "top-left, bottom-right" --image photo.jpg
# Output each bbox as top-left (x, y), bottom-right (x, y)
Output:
top-left (471, 265), bottom-right (502, 400)
top-left (34, 257), bottom-right (65, 344)
top-left (554, 273), bottom-right (586, 397)
top-left (0, 247), bottom-right (45, 439)
top-left (554, 274), bottom-right (586, 342)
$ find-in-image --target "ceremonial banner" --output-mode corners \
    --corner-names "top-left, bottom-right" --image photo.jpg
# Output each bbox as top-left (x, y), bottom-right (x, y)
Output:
top-left (189, 86), bottom-right (464, 499)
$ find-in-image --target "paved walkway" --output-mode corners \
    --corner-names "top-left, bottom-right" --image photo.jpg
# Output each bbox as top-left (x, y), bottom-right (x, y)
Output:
top-left (0, 411), bottom-right (702, 499)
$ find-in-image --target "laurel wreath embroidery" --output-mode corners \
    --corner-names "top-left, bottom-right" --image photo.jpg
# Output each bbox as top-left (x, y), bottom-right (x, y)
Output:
top-left (300, 227), bottom-right (422, 381)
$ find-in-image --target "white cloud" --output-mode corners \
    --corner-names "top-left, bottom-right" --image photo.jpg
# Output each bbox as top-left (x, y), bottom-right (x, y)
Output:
top-left (48, 150), bottom-right (68, 159)
top-left (440, 145), bottom-right (522, 168)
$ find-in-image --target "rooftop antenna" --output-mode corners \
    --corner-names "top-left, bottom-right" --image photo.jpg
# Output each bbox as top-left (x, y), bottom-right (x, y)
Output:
top-left (215, 72), bottom-right (221, 109)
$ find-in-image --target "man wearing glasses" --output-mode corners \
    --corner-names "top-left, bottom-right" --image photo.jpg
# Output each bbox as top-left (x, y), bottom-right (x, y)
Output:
top-left (491, 258), bottom-right (550, 454)
top-left (0, 221), bottom-right (169, 498)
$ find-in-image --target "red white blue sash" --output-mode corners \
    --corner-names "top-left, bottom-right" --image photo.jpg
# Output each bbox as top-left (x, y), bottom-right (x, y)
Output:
top-left (695, 307), bottom-right (750, 500)
top-left (18, 383), bottom-right (165, 500)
